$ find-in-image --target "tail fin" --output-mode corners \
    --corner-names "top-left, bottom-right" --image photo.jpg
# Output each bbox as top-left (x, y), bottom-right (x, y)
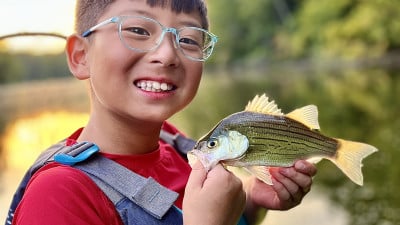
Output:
top-left (329, 139), bottom-right (378, 186)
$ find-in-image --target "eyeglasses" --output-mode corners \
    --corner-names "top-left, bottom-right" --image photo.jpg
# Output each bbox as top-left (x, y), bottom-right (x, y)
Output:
top-left (82, 15), bottom-right (218, 61)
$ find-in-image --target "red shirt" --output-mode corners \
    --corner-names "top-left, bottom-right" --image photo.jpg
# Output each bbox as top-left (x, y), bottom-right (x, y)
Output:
top-left (13, 122), bottom-right (192, 225)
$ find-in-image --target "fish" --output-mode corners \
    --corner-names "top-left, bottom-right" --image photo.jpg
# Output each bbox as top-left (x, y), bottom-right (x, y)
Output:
top-left (188, 94), bottom-right (378, 186)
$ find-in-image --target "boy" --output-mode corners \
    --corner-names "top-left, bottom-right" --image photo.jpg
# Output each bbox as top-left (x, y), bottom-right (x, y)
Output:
top-left (11, 0), bottom-right (316, 224)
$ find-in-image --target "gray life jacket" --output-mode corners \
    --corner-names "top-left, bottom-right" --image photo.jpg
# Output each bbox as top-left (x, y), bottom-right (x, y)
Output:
top-left (5, 130), bottom-right (195, 225)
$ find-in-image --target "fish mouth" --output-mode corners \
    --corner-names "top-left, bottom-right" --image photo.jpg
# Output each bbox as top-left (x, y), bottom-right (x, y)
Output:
top-left (134, 80), bottom-right (176, 93)
top-left (188, 149), bottom-right (215, 171)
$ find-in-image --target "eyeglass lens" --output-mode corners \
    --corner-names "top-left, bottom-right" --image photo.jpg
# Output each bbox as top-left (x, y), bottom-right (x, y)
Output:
top-left (118, 16), bottom-right (214, 60)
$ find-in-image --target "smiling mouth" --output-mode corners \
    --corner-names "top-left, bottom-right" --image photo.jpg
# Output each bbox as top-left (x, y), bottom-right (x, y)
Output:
top-left (135, 80), bottom-right (175, 92)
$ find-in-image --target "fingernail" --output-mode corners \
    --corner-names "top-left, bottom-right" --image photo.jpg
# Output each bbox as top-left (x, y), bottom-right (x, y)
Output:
top-left (295, 161), bottom-right (306, 170)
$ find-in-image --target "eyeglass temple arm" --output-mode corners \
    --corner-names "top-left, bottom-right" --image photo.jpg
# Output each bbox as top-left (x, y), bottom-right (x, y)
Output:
top-left (81, 17), bottom-right (120, 37)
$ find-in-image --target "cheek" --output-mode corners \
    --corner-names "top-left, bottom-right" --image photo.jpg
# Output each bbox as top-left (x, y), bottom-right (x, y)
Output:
top-left (180, 64), bottom-right (202, 109)
top-left (86, 51), bottom-right (136, 107)
top-left (88, 34), bottom-right (140, 74)
top-left (90, 51), bottom-right (132, 74)
top-left (186, 63), bottom-right (203, 91)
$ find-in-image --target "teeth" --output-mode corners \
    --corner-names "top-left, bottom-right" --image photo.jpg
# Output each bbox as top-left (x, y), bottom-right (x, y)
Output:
top-left (136, 80), bottom-right (173, 92)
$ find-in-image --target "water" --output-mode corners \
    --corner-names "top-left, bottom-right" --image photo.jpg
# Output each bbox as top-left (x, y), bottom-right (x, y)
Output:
top-left (1, 68), bottom-right (398, 224)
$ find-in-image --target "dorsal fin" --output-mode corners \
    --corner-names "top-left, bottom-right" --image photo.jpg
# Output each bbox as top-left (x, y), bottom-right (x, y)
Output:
top-left (286, 105), bottom-right (320, 130)
top-left (244, 94), bottom-right (283, 115)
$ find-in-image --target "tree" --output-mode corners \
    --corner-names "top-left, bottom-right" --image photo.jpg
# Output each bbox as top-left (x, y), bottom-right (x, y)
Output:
top-left (274, 0), bottom-right (400, 59)
top-left (207, 0), bottom-right (292, 66)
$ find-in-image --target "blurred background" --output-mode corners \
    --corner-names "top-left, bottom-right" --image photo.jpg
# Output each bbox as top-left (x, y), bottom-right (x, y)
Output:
top-left (1, 0), bottom-right (399, 224)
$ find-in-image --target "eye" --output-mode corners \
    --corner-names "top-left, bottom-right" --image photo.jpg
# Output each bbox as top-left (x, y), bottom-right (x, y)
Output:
top-left (124, 27), bottom-right (150, 36)
top-left (207, 139), bottom-right (218, 149)
top-left (179, 37), bottom-right (200, 47)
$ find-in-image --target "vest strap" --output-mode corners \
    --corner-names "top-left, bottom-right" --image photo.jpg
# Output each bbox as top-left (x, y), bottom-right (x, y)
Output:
top-left (159, 130), bottom-right (196, 158)
top-left (74, 155), bottom-right (179, 219)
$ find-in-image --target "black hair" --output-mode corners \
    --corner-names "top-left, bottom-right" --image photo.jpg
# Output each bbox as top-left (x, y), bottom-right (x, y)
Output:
top-left (146, 0), bottom-right (209, 29)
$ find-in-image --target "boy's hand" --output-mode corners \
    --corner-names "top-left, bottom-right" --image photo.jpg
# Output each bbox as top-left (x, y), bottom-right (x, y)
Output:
top-left (183, 161), bottom-right (246, 225)
top-left (244, 160), bottom-right (317, 223)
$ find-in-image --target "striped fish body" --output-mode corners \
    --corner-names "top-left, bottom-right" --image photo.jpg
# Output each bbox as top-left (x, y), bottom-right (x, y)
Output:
top-left (212, 111), bottom-right (338, 167)
top-left (190, 94), bottom-right (378, 186)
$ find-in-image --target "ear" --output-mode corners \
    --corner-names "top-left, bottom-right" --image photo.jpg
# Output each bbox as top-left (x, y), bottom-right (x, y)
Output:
top-left (65, 34), bottom-right (90, 80)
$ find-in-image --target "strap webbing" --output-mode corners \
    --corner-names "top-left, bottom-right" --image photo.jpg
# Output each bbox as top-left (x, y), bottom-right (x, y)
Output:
top-left (74, 155), bottom-right (179, 219)
top-left (159, 130), bottom-right (196, 158)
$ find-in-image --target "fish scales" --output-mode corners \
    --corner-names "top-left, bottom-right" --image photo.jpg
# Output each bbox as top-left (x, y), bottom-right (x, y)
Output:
top-left (223, 112), bottom-right (337, 146)
top-left (213, 111), bottom-right (338, 167)
top-left (190, 94), bottom-right (378, 186)
top-left (244, 118), bottom-right (337, 152)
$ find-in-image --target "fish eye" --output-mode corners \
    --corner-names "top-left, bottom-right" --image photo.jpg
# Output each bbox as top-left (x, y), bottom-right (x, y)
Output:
top-left (207, 139), bottom-right (218, 149)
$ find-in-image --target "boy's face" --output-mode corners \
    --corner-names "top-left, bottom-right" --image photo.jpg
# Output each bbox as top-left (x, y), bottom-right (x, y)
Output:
top-left (75, 0), bottom-right (204, 123)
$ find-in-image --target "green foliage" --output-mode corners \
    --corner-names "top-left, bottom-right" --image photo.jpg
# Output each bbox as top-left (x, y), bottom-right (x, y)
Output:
top-left (207, 0), bottom-right (285, 65)
top-left (280, 0), bottom-right (400, 58)
top-left (207, 0), bottom-right (400, 65)
top-left (0, 52), bottom-right (24, 83)
top-left (0, 53), bottom-right (70, 84)
top-left (273, 0), bottom-right (400, 59)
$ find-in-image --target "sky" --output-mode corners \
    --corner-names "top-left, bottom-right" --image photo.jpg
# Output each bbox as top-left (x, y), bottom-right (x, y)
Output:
top-left (0, 0), bottom-right (76, 54)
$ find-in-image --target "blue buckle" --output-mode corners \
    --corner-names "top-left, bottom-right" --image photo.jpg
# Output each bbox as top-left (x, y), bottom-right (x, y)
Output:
top-left (54, 142), bottom-right (99, 166)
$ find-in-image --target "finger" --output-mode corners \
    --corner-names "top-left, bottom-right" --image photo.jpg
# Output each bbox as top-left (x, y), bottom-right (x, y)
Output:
top-left (294, 160), bottom-right (317, 176)
top-left (206, 163), bottom-right (234, 181)
top-left (277, 168), bottom-right (304, 201)
top-left (269, 168), bottom-right (292, 202)
top-left (280, 166), bottom-right (313, 195)
top-left (186, 160), bottom-right (207, 189)
top-left (271, 177), bottom-right (291, 203)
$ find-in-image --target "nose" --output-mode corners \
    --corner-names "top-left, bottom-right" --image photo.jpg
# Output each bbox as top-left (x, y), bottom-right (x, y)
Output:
top-left (149, 32), bottom-right (180, 67)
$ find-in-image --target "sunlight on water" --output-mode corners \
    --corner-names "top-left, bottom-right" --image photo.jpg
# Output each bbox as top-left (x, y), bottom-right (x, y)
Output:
top-left (0, 111), bottom-right (89, 221)
top-left (3, 111), bottom-right (88, 170)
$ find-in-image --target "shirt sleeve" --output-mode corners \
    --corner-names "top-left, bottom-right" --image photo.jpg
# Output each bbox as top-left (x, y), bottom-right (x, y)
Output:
top-left (12, 163), bottom-right (123, 225)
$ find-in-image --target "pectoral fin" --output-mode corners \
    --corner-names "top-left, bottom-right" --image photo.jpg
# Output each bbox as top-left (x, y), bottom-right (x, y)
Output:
top-left (245, 166), bottom-right (273, 185)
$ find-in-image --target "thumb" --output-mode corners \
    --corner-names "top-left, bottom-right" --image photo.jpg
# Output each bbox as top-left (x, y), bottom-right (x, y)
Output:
top-left (186, 160), bottom-right (207, 190)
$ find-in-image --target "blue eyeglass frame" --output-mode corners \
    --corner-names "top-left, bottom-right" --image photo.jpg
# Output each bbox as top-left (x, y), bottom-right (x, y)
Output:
top-left (81, 16), bottom-right (218, 61)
